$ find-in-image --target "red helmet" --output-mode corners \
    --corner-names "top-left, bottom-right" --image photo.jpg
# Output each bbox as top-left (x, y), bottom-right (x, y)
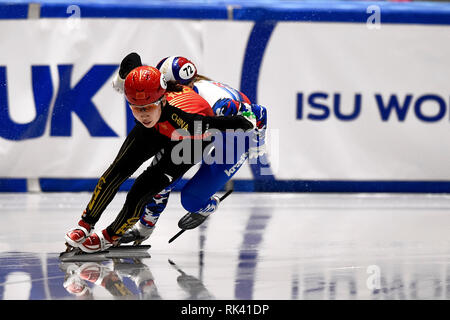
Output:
top-left (124, 66), bottom-right (167, 106)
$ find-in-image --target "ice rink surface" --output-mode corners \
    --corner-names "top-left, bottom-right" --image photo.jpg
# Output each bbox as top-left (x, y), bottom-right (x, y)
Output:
top-left (0, 191), bottom-right (449, 300)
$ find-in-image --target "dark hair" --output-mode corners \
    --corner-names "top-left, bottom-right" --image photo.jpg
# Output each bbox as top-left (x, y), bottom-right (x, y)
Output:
top-left (166, 81), bottom-right (184, 92)
top-left (165, 73), bottom-right (212, 92)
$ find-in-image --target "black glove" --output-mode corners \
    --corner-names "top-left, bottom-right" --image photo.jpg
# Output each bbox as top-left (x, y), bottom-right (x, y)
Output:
top-left (119, 52), bottom-right (142, 79)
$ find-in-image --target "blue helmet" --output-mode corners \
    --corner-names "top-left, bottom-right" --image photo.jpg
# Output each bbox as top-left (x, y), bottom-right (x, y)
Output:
top-left (156, 56), bottom-right (197, 85)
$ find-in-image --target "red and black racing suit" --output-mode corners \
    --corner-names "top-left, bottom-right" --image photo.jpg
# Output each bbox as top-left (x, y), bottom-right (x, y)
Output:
top-left (81, 87), bottom-right (253, 239)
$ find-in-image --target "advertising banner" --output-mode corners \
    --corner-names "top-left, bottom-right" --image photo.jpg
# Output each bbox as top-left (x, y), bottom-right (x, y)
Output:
top-left (1, 1), bottom-right (450, 191)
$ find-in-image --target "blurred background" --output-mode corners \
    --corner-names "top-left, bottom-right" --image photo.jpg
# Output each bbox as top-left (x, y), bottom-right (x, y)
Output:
top-left (0, 0), bottom-right (449, 193)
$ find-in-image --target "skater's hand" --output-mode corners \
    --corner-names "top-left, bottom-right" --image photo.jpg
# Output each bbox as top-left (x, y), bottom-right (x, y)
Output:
top-left (250, 104), bottom-right (267, 130)
top-left (213, 100), bottom-right (268, 131)
top-left (113, 52), bottom-right (142, 94)
top-left (119, 52), bottom-right (142, 79)
top-left (241, 111), bottom-right (257, 130)
top-left (239, 103), bottom-right (267, 130)
top-left (112, 73), bottom-right (125, 93)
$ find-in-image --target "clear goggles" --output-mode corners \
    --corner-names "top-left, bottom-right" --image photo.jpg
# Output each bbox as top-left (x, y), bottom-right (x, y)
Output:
top-left (129, 96), bottom-right (164, 109)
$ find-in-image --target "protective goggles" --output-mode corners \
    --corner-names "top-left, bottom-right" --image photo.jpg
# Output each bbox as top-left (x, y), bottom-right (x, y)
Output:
top-left (129, 96), bottom-right (164, 109)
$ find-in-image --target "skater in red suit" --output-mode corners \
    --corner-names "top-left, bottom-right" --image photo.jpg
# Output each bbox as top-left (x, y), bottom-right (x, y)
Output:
top-left (113, 54), bottom-right (268, 245)
top-left (64, 62), bottom-right (257, 253)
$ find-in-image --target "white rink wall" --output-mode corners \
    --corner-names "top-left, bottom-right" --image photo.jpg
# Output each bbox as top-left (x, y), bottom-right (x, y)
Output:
top-left (0, 1), bottom-right (450, 192)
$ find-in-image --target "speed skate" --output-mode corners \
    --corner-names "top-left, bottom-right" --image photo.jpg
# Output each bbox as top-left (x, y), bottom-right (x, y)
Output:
top-left (59, 244), bottom-right (151, 262)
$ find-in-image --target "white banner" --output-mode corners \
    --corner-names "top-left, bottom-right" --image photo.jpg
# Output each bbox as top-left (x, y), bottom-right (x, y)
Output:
top-left (260, 22), bottom-right (450, 180)
top-left (0, 19), bottom-right (208, 178)
top-left (0, 18), bottom-right (449, 182)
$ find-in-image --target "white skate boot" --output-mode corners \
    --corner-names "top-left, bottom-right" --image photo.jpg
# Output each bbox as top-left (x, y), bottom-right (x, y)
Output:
top-left (79, 229), bottom-right (117, 253)
top-left (120, 221), bottom-right (155, 245)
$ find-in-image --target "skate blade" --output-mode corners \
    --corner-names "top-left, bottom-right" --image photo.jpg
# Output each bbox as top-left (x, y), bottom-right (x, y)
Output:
top-left (59, 245), bottom-right (151, 262)
top-left (64, 242), bottom-right (77, 253)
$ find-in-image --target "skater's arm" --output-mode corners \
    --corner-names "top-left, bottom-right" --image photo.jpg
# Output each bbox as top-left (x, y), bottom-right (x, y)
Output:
top-left (161, 104), bottom-right (255, 136)
top-left (213, 98), bottom-right (267, 130)
top-left (198, 113), bottom-right (255, 132)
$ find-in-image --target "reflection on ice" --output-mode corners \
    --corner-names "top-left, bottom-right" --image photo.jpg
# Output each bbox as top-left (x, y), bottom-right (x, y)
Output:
top-left (0, 250), bottom-right (448, 300)
top-left (0, 192), bottom-right (448, 300)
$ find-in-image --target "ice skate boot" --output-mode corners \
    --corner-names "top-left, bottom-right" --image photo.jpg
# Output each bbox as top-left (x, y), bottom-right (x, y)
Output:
top-left (121, 189), bottom-right (169, 244)
top-left (65, 219), bottom-right (93, 249)
top-left (79, 229), bottom-right (118, 253)
top-left (178, 195), bottom-right (220, 230)
top-left (120, 221), bottom-right (155, 245)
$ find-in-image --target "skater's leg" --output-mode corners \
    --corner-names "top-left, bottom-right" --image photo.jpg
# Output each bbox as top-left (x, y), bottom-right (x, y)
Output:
top-left (82, 126), bottom-right (155, 224)
top-left (120, 178), bottom-right (181, 244)
top-left (65, 125), bottom-right (162, 247)
top-left (106, 154), bottom-right (193, 239)
top-left (80, 156), bottom-right (193, 252)
top-left (181, 132), bottom-right (249, 213)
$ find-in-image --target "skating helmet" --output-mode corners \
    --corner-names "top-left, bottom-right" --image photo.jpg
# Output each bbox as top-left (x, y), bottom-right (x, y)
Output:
top-left (156, 56), bottom-right (197, 85)
top-left (124, 66), bottom-right (167, 106)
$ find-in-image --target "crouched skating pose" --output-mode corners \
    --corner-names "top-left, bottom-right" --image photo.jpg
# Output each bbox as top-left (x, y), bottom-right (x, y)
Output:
top-left (64, 63), bottom-right (260, 253)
